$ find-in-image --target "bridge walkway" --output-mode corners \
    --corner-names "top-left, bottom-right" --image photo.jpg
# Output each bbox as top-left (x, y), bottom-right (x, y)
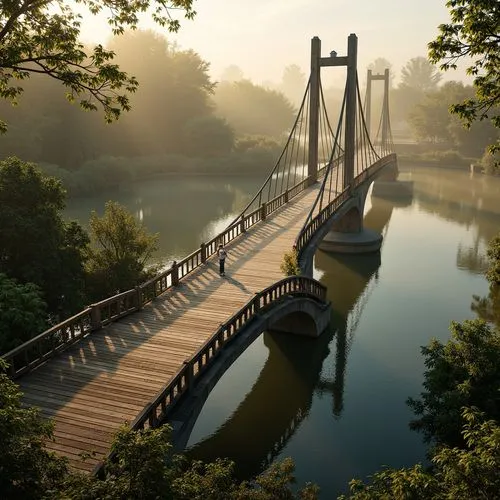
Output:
top-left (18, 182), bottom-right (325, 473)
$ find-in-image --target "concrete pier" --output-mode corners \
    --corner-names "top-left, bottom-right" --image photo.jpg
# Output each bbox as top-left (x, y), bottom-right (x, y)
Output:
top-left (319, 228), bottom-right (382, 254)
top-left (372, 180), bottom-right (413, 199)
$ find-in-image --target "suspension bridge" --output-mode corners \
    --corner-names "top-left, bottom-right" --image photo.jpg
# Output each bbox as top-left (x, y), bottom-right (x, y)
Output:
top-left (3, 34), bottom-right (399, 473)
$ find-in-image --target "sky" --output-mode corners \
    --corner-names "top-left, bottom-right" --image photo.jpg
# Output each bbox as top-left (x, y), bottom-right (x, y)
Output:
top-left (79, 0), bottom-right (470, 88)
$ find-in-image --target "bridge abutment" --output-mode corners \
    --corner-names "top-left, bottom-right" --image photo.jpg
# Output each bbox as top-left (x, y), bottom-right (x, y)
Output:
top-left (319, 184), bottom-right (383, 254)
top-left (319, 228), bottom-right (383, 254)
top-left (371, 157), bottom-right (414, 199)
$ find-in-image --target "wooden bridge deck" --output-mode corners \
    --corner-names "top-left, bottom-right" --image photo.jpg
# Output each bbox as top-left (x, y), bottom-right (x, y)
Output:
top-left (18, 183), bottom-right (323, 473)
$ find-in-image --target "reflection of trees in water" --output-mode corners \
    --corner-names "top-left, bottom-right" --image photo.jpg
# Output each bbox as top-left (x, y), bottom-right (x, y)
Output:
top-left (187, 327), bottom-right (335, 479)
top-left (471, 237), bottom-right (500, 329)
top-left (471, 290), bottom-right (500, 328)
top-left (66, 176), bottom-right (262, 259)
top-left (402, 166), bottom-right (500, 274)
top-left (187, 196), bottom-right (394, 479)
top-left (314, 249), bottom-right (382, 419)
top-left (457, 242), bottom-right (489, 274)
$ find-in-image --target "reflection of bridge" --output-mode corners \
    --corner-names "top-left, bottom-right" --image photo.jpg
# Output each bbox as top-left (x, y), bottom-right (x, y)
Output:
top-left (187, 196), bottom-right (395, 479)
top-left (3, 34), bottom-right (398, 473)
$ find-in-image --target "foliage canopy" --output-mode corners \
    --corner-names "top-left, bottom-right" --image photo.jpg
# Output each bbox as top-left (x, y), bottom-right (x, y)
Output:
top-left (428, 0), bottom-right (500, 160)
top-left (339, 408), bottom-right (500, 499)
top-left (0, 359), bottom-right (69, 498)
top-left (0, 0), bottom-right (195, 132)
top-left (0, 359), bottom-right (319, 499)
top-left (399, 56), bottom-right (442, 92)
top-left (0, 156), bottom-right (88, 316)
top-left (0, 274), bottom-right (47, 354)
top-left (86, 200), bottom-right (159, 300)
top-left (407, 319), bottom-right (500, 448)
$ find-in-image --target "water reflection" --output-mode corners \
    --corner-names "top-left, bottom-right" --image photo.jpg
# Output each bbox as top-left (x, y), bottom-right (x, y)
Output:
top-left (187, 195), bottom-right (394, 479)
top-left (315, 196), bottom-right (393, 418)
top-left (65, 175), bottom-right (263, 263)
top-left (400, 164), bottom-right (500, 275)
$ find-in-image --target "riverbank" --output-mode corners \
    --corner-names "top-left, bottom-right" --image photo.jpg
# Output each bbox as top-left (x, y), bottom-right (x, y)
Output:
top-left (40, 147), bottom-right (287, 199)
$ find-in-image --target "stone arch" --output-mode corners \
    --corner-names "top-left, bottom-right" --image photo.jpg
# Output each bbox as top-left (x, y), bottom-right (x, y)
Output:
top-left (270, 310), bottom-right (318, 337)
top-left (330, 205), bottom-right (362, 233)
top-left (167, 297), bottom-right (331, 450)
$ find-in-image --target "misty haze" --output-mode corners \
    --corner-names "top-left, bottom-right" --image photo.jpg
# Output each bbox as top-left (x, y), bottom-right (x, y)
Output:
top-left (1, 1), bottom-right (499, 499)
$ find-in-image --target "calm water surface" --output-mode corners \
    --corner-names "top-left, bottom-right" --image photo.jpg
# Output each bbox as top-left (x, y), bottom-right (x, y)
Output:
top-left (66, 165), bottom-right (500, 498)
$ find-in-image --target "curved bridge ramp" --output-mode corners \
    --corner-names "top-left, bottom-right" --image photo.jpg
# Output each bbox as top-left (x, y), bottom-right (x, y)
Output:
top-left (16, 184), bottom-right (324, 473)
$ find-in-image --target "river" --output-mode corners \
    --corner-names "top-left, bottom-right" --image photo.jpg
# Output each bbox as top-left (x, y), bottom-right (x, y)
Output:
top-left (66, 164), bottom-right (500, 498)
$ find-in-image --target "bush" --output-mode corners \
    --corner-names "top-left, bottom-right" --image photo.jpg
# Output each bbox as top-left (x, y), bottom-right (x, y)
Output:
top-left (280, 248), bottom-right (300, 276)
top-left (481, 148), bottom-right (500, 176)
top-left (0, 274), bottom-right (47, 355)
top-left (407, 319), bottom-right (500, 448)
top-left (85, 201), bottom-right (159, 301)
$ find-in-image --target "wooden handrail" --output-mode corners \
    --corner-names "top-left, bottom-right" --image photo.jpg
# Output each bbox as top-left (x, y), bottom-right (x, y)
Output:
top-left (295, 153), bottom-right (396, 255)
top-left (2, 308), bottom-right (93, 379)
top-left (1, 172), bottom-right (316, 379)
top-left (129, 276), bottom-right (326, 432)
top-left (93, 275), bottom-right (327, 476)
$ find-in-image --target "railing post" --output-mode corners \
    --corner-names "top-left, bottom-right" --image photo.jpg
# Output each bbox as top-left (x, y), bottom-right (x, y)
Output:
top-left (284, 190), bottom-right (289, 203)
top-left (171, 261), bottom-right (179, 286)
top-left (7, 361), bottom-right (15, 379)
top-left (253, 293), bottom-right (261, 314)
top-left (146, 403), bottom-right (158, 428)
top-left (183, 359), bottom-right (194, 392)
top-left (200, 243), bottom-right (206, 264)
top-left (90, 304), bottom-right (102, 331)
top-left (240, 214), bottom-right (246, 233)
top-left (261, 202), bottom-right (267, 221)
top-left (135, 286), bottom-right (143, 310)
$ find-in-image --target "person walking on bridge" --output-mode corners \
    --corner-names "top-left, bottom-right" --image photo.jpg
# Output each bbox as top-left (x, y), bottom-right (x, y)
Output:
top-left (218, 244), bottom-right (228, 276)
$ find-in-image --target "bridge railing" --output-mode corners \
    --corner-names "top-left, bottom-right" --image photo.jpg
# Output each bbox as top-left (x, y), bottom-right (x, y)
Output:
top-left (295, 153), bottom-right (396, 255)
top-left (127, 276), bottom-right (326, 432)
top-left (2, 309), bottom-right (93, 379)
top-left (2, 173), bottom-right (317, 379)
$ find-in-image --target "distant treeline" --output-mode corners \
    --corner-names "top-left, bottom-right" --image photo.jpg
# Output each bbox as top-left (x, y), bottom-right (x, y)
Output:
top-left (2, 33), bottom-right (498, 193)
top-left (0, 30), bottom-right (300, 195)
top-left (38, 139), bottom-right (289, 197)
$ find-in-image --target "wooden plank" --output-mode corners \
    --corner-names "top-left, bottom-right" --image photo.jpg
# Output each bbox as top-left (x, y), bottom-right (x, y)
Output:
top-left (18, 185), bottom-right (320, 471)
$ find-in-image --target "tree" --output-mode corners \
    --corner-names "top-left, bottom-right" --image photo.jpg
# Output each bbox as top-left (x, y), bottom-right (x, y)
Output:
top-left (0, 157), bottom-right (89, 317)
top-left (471, 232), bottom-right (500, 326)
top-left (407, 319), bottom-right (500, 449)
top-left (407, 80), bottom-right (498, 153)
top-left (214, 80), bottom-right (296, 138)
top-left (0, 274), bottom-right (47, 355)
top-left (0, 363), bottom-right (319, 499)
top-left (107, 30), bottom-right (216, 157)
top-left (486, 233), bottom-right (500, 287)
top-left (339, 408), bottom-right (500, 499)
top-left (85, 201), bottom-right (159, 300)
top-left (0, 0), bottom-right (195, 132)
top-left (65, 426), bottom-right (320, 499)
top-left (221, 65), bottom-right (245, 83)
top-left (428, 0), bottom-right (500, 162)
top-left (183, 116), bottom-right (235, 157)
top-left (367, 58), bottom-right (394, 87)
top-left (0, 29), bottom-right (218, 168)
top-left (0, 359), bottom-right (69, 498)
top-left (280, 64), bottom-right (307, 105)
top-left (408, 85), bottom-right (456, 143)
top-left (400, 56), bottom-right (442, 92)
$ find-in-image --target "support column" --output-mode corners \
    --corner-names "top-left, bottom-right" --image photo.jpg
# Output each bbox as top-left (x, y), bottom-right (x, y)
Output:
top-left (365, 69), bottom-right (372, 138)
top-left (381, 68), bottom-right (389, 150)
top-left (343, 33), bottom-right (358, 189)
top-left (308, 36), bottom-right (321, 184)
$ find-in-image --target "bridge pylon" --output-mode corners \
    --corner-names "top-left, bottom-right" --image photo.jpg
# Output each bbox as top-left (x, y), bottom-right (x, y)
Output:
top-left (307, 33), bottom-right (358, 189)
top-left (309, 34), bottom-right (384, 254)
